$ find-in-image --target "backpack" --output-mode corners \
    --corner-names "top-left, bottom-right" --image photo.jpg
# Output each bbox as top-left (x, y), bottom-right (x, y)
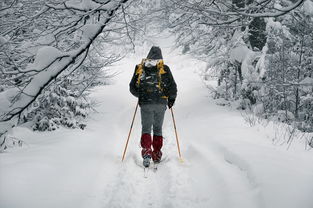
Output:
top-left (136, 59), bottom-right (168, 98)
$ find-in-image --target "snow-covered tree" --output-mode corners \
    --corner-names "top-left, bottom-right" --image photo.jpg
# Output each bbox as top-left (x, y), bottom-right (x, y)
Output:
top-left (160, 0), bottom-right (312, 132)
top-left (262, 3), bottom-right (313, 131)
top-left (0, 0), bottom-right (133, 150)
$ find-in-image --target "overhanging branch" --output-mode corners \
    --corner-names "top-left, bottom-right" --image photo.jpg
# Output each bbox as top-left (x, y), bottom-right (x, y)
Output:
top-left (0, 0), bottom-right (130, 122)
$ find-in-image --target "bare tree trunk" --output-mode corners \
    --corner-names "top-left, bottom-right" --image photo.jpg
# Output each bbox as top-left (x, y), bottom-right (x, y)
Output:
top-left (234, 64), bottom-right (238, 96)
top-left (281, 42), bottom-right (289, 121)
top-left (295, 34), bottom-right (304, 119)
top-left (237, 61), bottom-right (243, 83)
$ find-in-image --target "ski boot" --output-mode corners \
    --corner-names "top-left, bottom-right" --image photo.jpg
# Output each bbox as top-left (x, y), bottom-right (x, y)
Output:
top-left (143, 155), bottom-right (151, 168)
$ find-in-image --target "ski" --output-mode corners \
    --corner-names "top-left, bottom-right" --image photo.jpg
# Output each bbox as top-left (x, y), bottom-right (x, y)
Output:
top-left (134, 155), bottom-right (170, 176)
top-left (144, 167), bottom-right (149, 178)
top-left (153, 156), bottom-right (169, 172)
top-left (153, 163), bottom-right (158, 172)
top-left (143, 156), bottom-right (151, 178)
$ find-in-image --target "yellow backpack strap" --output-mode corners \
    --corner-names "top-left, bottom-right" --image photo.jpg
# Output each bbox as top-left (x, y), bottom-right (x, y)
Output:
top-left (136, 58), bottom-right (146, 86)
top-left (157, 60), bottom-right (168, 99)
top-left (157, 60), bottom-right (166, 75)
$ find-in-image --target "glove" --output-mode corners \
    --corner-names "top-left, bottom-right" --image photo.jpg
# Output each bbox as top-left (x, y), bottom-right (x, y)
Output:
top-left (167, 98), bottom-right (175, 109)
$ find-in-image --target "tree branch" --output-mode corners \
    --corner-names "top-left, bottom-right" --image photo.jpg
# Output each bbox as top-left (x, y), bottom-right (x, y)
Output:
top-left (0, 0), bottom-right (130, 122)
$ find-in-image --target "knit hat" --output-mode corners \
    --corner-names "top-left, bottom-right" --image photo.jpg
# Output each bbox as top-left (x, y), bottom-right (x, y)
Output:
top-left (146, 46), bottom-right (163, 60)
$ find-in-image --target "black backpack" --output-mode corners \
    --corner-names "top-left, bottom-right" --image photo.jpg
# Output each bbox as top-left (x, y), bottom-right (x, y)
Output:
top-left (141, 67), bottom-right (162, 94)
top-left (136, 59), bottom-right (168, 98)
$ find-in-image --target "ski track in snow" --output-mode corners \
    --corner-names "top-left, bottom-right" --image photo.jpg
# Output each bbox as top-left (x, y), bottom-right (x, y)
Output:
top-left (1, 36), bottom-right (313, 208)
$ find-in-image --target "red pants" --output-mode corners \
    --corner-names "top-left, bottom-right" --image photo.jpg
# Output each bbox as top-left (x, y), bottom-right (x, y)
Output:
top-left (141, 134), bottom-right (163, 161)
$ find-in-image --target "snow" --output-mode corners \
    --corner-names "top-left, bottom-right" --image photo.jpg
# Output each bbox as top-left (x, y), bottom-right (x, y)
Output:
top-left (0, 88), bottom-right (19, 111)
top-left (0, 35), bottom-right (8, 45)
top-left (0, 46), bottom-right (72, 121)
top-left (63, 0), bottom-right (119, 12)
top-left (266, 18), bottom-right (283, 30)
top-left (1, 19), bottom-right (103, 123)
top-left (36, 34), bottom-right (55, 45)
top-left (303, 0), bottom-right (313, 16)
top-left (300, 77), bottom-right (313, 85)
top-left (230, 44), bottom-right (252, 63)
top-left (229, 43), bottom-right (262, 81)
top-left (26, 46), bottom-right (64, 71)
top-left (66, 0), bottom-right (102, 11)
top-left (11, 56), bottom-right (70, 110)
top-left (300, 77), bottom-right (313, 93)
top-left (1, 35), bottom-right (313, 208)
top-left (81, 24), bottom-right (101, 40)
top-left (277, 110), bottom-right (295, 122)
top-left (229, 29), bottom-right (263, 81)
top-left (241, 51), bottom-right (261, 81)
top-left (243, 0), bottom-right (306, 17)
top-left (228, 28), bottom-right (270, 82)
top-left (255, 45), bottom-right (268, 79)
top-left (229, 30), bottom-right (251, 63)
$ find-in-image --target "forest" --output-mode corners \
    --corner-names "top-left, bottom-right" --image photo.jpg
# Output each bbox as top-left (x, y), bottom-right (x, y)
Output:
top-left (1, 0), bottom-right (312, 149)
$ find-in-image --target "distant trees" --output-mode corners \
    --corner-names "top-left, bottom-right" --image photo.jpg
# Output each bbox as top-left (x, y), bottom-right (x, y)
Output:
top-left (264, 7), bottom-right (313, 131)
top-left (162, 0), bottom-right (312, 132)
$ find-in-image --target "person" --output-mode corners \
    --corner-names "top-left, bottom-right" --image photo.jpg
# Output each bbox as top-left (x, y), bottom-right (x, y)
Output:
top-left (129, 46), bottom-right (177, 167)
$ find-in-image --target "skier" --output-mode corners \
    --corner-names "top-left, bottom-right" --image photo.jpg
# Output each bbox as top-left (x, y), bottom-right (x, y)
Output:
top-left (129, 46), bottom-right (177, 168)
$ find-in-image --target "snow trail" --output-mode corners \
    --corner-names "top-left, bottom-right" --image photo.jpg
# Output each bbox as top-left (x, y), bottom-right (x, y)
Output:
top-left (1, 35), bottom-right (313, 208)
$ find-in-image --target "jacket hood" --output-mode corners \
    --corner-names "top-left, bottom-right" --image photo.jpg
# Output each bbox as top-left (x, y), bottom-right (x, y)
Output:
top-left (146, 46), bottom-right (163, 60)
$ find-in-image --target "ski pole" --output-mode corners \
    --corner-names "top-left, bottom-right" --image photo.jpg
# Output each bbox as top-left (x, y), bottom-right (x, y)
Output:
top-left (122, 102), bottom-right (139, 162)
top-left (170, 108), bottom-right (183, 162)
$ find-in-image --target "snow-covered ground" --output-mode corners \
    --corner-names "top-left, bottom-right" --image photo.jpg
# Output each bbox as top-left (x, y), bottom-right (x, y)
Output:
top-left (1, 35), bottom-right (313, 208)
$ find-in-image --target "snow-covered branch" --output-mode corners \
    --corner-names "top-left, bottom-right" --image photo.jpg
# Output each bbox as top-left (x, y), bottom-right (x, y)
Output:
top-left (228, 0), bottom-right (306, 18)
top-left (0, 0), bottom-right (18, 12)
top-left (0, 0), bottom-right (129, 123)
top-left (46, 0), bottom-right (115, 13)
top-left (166, 0), bottom-right (306, 27)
